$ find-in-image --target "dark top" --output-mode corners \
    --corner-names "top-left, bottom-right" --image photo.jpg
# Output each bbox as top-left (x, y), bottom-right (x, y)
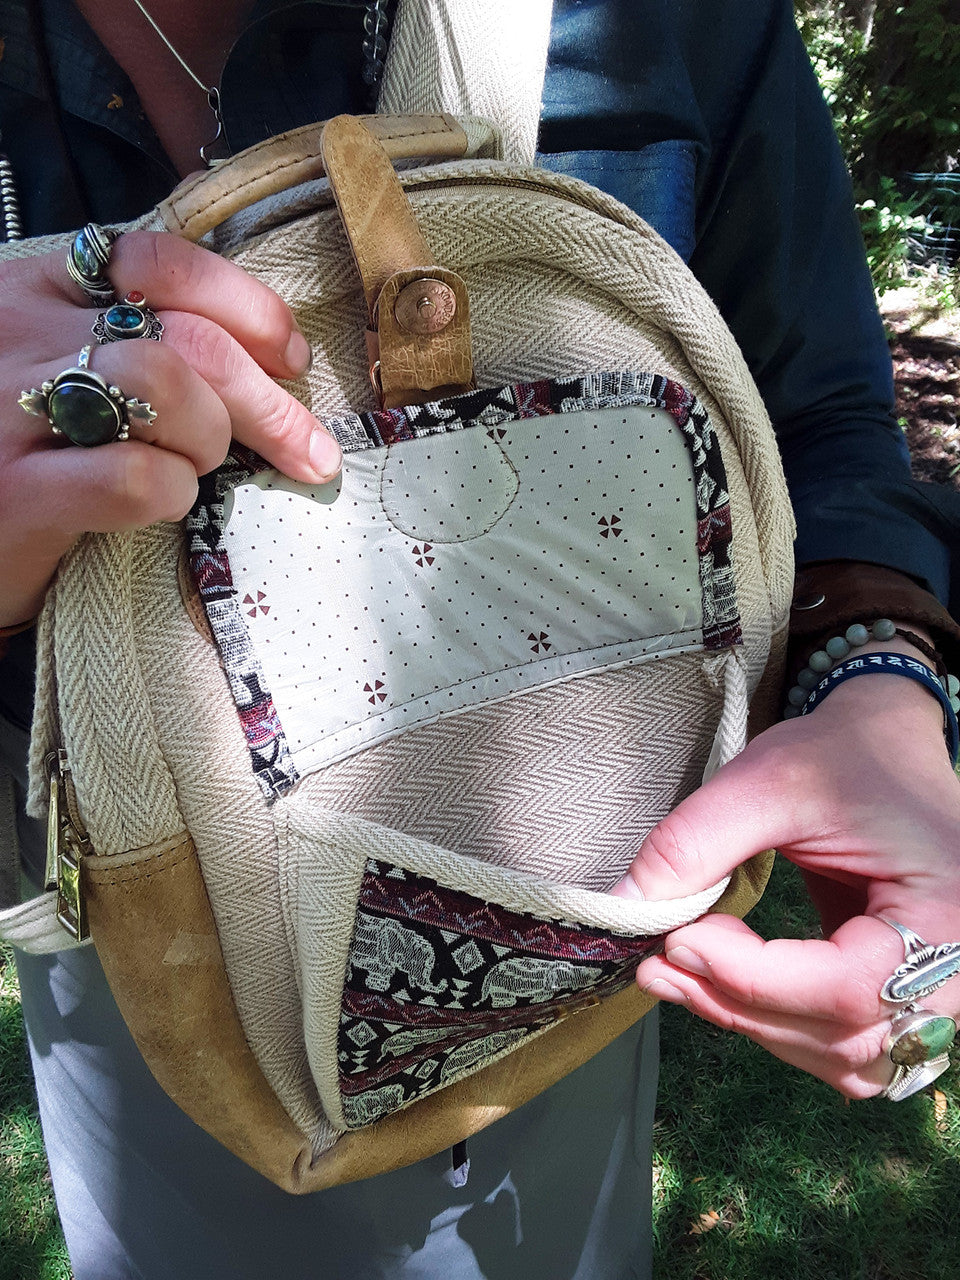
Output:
top-left (1, 0), bottom-right (958, 728)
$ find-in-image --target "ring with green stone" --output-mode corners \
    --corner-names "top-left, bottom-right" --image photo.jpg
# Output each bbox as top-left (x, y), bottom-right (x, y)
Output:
top-left (18, 344), bottom-right (156, 446)
top-left (882, 1006), bottom-right (957, 1101)
top-left (65, 222), bottom-right (118, 307)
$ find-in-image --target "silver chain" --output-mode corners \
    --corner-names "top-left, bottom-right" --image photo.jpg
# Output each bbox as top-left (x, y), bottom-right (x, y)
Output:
top-left (362, 0), bottom-right (391, 101)
top-left (0, 133), bottom-right (22, 242)
top-left (0, 2), bottom-right (392, 225)
top-left (128, 0), bottom-right (227, 165)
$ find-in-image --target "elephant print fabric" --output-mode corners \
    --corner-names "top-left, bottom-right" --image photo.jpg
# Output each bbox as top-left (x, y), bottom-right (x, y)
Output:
top-left (338, 859), bottom-right (660, 1127)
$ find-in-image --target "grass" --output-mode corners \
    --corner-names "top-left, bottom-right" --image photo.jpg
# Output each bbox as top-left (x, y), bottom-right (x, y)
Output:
top-left (2, 859), bottom-right (959, 1280)
top-left (0, 947), bottom-right (72, 1280)
top-left (653, 856), bottom-right (960, 1280)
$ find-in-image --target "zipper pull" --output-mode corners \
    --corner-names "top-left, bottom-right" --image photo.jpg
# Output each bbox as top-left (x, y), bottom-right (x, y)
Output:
top-left (44, 749), bottom-right (91, 943)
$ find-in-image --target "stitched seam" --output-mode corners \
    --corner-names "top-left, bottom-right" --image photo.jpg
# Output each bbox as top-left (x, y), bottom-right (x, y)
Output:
top-left (377, 436), bottom-right (520, 542)
top-left (170, 117), bottom-right (456, 230)
top-left (296, 643), bottom-right (705, 769)
top-left (85, 845), bottom-right (195, 886)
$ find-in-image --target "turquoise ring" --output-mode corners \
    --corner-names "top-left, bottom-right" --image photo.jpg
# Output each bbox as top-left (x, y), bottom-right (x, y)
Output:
top-left (882, 1006), bottom-right (956, 1101)
top-left (92, 290), bottom-right (164, 344)
top-left (18, 344), bottom-right (156, 447)
top-left (877, 918), bottom-right (960, 1102)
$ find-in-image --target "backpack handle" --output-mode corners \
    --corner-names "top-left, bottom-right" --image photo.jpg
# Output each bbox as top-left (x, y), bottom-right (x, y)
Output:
top-left (156, 113), bottom-right (474, 244)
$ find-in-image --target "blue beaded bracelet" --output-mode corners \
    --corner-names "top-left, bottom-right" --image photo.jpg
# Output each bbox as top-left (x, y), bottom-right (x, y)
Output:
top-left (799, 653), bottom-right (960, 765)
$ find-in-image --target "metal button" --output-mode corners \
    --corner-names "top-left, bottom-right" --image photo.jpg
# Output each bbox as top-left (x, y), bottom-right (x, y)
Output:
top-left (791, 590), bottom-right (827, 612)
top-left (394, 279), bottom-right (457, 335)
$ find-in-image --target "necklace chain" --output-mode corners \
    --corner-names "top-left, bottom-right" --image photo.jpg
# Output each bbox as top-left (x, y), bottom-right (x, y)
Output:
top-left (129, 0), bottom-right (212, 97)
top-left (128, 0), bottom-right (227, 164)
top-left (129, 0), bottom-right (391, 161)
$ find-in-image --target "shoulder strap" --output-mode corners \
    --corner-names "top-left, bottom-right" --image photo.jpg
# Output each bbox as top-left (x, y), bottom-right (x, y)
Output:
top-left (378, 0), bottom-right (554, 164)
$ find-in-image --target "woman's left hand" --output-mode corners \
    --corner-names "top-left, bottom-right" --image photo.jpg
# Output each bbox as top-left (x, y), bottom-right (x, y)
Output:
top-left (611, 658), bottom-right (960, 1097)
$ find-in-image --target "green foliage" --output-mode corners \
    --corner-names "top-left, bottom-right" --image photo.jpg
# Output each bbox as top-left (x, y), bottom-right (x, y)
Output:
top-left (865, 0), bottom-right (960, 180)
top-left (797, 1), bottom-right (960, 295)
top-left (797, 0), bottom-right (960, 189)
top-left (856, 177), bottom-right (926, 293)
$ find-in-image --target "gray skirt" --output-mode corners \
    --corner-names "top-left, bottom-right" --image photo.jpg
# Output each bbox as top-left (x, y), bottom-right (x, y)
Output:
top-left (17, 945), bottom-right (657, 1280)
top-left (7, 707), bottom-right (658, 1280)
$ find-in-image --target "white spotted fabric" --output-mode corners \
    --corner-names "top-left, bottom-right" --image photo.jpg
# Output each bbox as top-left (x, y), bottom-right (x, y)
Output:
top-left (187, 373), bottom-right (738, 797)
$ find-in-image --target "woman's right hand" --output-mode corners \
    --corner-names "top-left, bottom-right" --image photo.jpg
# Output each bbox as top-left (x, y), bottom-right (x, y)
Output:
top-left (0, 230), bottom-right (342, 627)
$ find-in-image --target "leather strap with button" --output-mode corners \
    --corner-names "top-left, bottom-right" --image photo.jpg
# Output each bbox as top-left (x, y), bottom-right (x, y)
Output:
top-left (321, 114), bottom-right (474, 409)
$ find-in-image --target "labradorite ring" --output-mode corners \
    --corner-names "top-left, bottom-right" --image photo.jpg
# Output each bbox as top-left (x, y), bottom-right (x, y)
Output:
top-left (65, 222), bottom-right (118, 307)
top-left (92, 290), bottom-right (164, 344)
top-left (18, 344), bottom-right (157, 446)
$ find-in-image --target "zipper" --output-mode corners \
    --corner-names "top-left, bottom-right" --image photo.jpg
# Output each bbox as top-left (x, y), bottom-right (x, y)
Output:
top-left (269, 167), bottom-right (642, 238)
top-left (405, 170), bottom-right (635, 224)
top-left (44, 748), bottom-right (92, 942)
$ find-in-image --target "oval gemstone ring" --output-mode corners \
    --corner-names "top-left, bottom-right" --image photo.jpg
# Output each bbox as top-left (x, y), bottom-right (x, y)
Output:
top-left (92, 291), bottom-right (164, 343)
top-left (18, 344), bottom-right (157, 446)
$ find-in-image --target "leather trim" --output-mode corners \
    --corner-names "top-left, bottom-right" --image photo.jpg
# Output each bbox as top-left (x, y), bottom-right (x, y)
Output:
top-left (158, 114), bottom-right (469, 243)
top-left (321, 117), bottom-right (474, 406)
top-left (83, 833), bottom-right (316, 1191)
top-left (82, 828), bottom-right (770, 1193)
top-left (375, 268), bottom-right (473, 407)
top-left (789, 561), bottom-right (960, 673)
top-left (322, 115), bottom-right (439, 313)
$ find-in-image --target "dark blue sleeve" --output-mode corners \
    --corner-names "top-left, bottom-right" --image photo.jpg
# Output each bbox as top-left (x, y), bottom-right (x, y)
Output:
top-left (542, 0), bottom-right (958, 607)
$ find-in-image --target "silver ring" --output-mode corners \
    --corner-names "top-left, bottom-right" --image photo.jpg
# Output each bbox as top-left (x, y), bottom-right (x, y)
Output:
top-left (65, 222), bottom-right (118, 306)
top-left (92, 290), bottom-right (163, 343)
top-left (18, 344), bottom-right (156, 446)
top-left (882, 1002), bottom-right (954, 1101)
top-left (878, 916), bottom-right (960, 1004)
top-left (882, 1054), bottom-right (952, 1102)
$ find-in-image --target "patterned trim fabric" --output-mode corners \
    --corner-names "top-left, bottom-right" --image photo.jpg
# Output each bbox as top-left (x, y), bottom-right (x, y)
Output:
top-left (186, 372), bottom-right (740, 798)
top-left (338, 857), bottom-right (661, 1128)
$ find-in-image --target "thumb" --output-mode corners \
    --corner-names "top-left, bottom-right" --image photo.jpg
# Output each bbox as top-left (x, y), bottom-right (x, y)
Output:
top-left (610, 737), bottom-right (790, 901)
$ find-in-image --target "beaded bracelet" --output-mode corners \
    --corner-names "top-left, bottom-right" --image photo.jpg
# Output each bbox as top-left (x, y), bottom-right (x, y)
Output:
top-left (784, 619), bottom-right (960, 720)
top-left (797, 653), bottom-right (960, 765)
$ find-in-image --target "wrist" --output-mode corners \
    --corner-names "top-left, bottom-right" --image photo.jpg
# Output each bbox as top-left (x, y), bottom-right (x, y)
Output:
top-left (784, 617), bottom-right (960, 765)
top-left (789, 562), bottom-right (960, 676)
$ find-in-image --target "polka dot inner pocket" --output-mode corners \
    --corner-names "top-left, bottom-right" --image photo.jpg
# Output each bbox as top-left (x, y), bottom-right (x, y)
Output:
top-left (187, 371), bottom-right (740, 799)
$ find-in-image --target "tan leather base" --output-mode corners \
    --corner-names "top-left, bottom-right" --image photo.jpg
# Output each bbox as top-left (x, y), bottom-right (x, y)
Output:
top-left (83, 830), bottom-right (772, 1193)
top-left (83, 835), bottom-right (317, 1190)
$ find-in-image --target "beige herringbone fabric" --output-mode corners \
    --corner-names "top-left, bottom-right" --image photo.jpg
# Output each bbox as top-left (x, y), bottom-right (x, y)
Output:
top-left (379, 1), bottom-right (553, 164)
top-left (281, 655), bottom-right (724, 890)
top-left (0, 113), bottom-right (796, 1171)
top-left (17, 165), bottom-right (793, 1148)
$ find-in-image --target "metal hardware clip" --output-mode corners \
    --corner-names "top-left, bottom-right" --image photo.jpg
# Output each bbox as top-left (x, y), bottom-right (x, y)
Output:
top-left (44, 749), bottom-right (91, 942)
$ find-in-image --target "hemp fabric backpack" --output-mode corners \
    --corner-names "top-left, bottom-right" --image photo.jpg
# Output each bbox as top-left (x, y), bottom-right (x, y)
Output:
top-left (0, 2), bottom-right (794, 1191)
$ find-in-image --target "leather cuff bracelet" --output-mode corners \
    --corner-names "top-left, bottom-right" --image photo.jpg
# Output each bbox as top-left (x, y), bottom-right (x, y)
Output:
top-left (789, 561), bottom-right (960, 676)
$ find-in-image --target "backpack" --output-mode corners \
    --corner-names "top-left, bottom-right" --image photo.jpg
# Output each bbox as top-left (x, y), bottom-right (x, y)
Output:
top-left (0, 2), bottom-right (794, 1191)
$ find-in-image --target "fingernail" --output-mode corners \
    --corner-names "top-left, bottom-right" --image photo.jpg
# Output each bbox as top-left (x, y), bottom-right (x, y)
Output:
top-left (284, 329), bottom-right (312, 377)
top-left (308, 427), bottom-right (342, 481)
top-left (640, 978), bottom-right (687, 1003)
top-left (666, 945), bottom-right (710, 977)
